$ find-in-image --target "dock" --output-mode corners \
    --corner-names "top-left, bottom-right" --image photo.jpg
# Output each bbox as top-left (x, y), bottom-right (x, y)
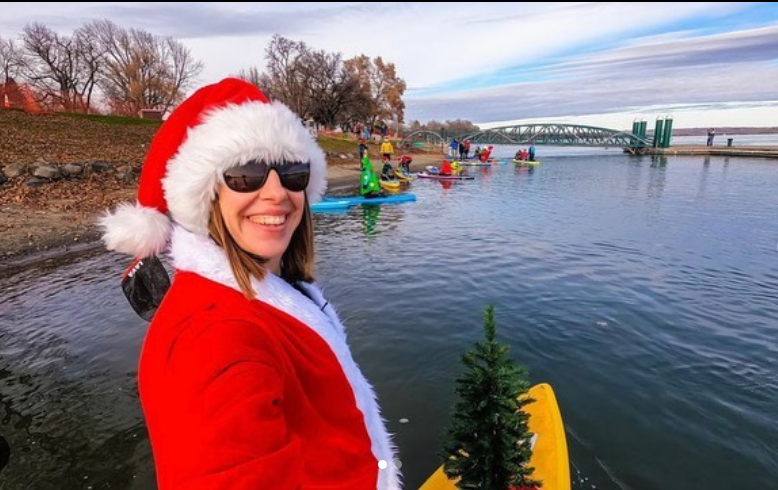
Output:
top-left (627, 145), bottom-right (778, 159)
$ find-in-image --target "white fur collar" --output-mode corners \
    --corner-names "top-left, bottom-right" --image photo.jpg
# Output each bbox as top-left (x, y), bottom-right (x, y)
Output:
top-left (169, 226), bottom-right (401, 490)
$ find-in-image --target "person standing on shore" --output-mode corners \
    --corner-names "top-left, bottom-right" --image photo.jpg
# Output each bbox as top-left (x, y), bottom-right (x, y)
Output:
top-left (707, 128), bottom-right (716, 146)
top-left (380, 138), bottom-right (394, 163)
top-left (99, 77), bottom-right (400, 490)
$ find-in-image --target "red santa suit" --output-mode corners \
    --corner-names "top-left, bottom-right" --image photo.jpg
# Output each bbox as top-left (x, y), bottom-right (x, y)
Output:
top-left (140, 227), bottom-right (401, 489)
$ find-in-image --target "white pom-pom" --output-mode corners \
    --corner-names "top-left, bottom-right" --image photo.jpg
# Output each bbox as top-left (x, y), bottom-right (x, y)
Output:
top-left (99, 202), bottom-right (171, 257)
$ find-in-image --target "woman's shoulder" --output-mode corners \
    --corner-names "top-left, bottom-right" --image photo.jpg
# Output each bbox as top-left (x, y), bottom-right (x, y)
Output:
top-left (147, 274), bottom-right (279, 348)
top-left (143, 293), bottom-right (284, 383)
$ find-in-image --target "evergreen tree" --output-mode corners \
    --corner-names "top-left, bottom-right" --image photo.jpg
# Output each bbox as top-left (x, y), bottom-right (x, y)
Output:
top-left (441, 305), bottom-right (541, 490)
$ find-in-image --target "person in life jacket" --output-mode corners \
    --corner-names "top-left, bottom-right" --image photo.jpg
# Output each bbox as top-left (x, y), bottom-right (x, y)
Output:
top-left (380, 139), bottom-right (394, 163)
top-left (479, 145), bottom-right (493, 163)
top-left (440, 159), bottom-right (453, 176)
top-left (398, 155), bottom-right (412, 174)
top-left (380, 161), bottom-right (396, 180)
top-left (360, 154), bottom-right (382, 197)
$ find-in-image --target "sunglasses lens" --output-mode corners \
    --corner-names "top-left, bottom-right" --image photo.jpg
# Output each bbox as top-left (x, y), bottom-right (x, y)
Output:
top-left (224, 162), bottom-right (268, 193)
top-left (279, 161), bottom-right (310, 192)
top-left (224, 161), bottom-right (310, 193)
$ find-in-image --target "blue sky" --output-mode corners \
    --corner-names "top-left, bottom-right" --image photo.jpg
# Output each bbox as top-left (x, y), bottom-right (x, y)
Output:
top-left (3, 2), bottom-right (778, 129)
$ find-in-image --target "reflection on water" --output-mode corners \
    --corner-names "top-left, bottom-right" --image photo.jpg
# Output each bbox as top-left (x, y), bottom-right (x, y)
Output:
top-left (362, 205), bottom-right (381, 237)
top-left (650, 154), bottom-right (667, 168)
top-left (1, 149), bottom-right (777, 490)
top-left (0, 255), bottom-right (156, 488)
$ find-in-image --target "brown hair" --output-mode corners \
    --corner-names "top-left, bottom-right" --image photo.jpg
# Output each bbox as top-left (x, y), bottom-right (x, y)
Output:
top-left (208, 196), bottom-right (315, 300)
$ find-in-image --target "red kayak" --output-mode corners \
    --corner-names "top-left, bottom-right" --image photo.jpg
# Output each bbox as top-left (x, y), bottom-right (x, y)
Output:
top-left (417, 172), bottom-right (474, 180)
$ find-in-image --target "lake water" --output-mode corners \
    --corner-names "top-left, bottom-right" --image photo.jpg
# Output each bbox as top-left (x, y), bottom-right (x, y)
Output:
top-left (1, 144), bottom-right (777, 489)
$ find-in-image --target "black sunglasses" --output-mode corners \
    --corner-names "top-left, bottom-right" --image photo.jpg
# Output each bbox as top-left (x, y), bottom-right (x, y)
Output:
top-left (223, 160), bottom-right (310, 193)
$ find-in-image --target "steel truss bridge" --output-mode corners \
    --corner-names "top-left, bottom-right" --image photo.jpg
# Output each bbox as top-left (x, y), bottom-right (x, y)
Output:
top-left (401, 123), bottom-right (652, 149)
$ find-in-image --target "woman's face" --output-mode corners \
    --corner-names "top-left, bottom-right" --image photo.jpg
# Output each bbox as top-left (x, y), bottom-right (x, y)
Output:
top-left (218, 169), bottom-right (305, 274)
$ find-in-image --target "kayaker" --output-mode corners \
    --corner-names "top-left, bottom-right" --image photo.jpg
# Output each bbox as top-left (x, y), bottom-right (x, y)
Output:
top-left (99, 77), bottom-right (401, 490)
top-left (440, 159), bottom-right (453, 176)
top-left (480, 145), bottom-right (493, 162)
top-left (398, 155), bottom-right (412, 174)
top-left (381, 161), bottom-right (396, 180)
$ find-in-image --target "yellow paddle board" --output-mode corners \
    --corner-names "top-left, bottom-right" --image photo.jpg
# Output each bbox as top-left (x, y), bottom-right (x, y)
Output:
top-left (418, 382), bottom-right (570, 490)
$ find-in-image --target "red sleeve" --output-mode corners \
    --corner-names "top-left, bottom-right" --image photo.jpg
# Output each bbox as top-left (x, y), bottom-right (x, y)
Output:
top-left (158, 318), bottom-right (301, 490)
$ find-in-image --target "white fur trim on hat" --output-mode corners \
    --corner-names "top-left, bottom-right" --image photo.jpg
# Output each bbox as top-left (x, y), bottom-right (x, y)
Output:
top-left (99, 202), bottom-right (172, 257)
top-left (163, 100), bottom-right (327, 237)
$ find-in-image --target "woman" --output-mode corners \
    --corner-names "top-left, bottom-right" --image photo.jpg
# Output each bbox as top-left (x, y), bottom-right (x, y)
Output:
top-left (100, 78), bottom-right (401, 489)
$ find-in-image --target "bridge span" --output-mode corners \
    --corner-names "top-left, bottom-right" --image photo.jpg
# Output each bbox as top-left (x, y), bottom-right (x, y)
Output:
top-left (401, 123), bottom-right (654, 149)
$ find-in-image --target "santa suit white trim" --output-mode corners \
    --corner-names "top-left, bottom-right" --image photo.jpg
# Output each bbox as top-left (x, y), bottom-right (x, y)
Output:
top-left (170, 226), bottom-right (401, 490)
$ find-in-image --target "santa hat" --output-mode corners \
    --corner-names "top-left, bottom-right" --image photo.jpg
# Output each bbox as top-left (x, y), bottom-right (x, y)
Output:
top-left (99, 77), bottom-right (327, 258)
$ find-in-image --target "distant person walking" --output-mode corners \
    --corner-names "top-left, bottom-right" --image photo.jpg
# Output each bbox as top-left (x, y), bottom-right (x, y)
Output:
top-left (707, 128), bottom-right (716, 147)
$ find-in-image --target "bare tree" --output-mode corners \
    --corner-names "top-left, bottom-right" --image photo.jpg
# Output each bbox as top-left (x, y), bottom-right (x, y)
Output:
top-left (240, 36), bottom-right (408, 132)
top-left (72, 25), bottom-right (104, 112)
top-left (235, 66), bottom-right (262, 87)
top-left (305, 49), bottom-right (368, 129)
top-left (375, 57), bottom-right (406, 125)
top-left (403, 119), bottom-right (480, 136)
top-left (445, 119), bottom-right (480, 135)
top-left (260, 35), bottom-right (315, 120)
top-left (19, 22), bottom-right (101, 112)
top-left (343, 55), bottom-right (406, 129)
top-left (84, 19), bottom-right (202, 116)
top-left (0, 36), bottom-right (23, 84)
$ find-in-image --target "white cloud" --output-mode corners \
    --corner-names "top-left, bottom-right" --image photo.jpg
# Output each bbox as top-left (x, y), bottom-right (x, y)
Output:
top-left (2, 2), bottom-right (777, 127)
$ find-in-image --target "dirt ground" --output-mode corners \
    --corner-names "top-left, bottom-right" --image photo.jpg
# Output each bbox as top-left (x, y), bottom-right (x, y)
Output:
top-left (0, 152), bottom-right (443, 270)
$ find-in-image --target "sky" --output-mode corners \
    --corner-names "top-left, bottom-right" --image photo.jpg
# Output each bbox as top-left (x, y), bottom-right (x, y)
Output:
top-left (2, 2), bottom-right (778, 130)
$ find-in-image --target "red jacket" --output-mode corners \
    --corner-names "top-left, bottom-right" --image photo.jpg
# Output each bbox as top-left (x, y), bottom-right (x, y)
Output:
top-left (139, 227), bottom-right (401, 489)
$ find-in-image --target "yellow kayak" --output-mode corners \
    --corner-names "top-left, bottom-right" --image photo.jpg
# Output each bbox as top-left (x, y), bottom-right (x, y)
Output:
top-left (418, 383), bottom-right (570, 490)
top-left (395, 170), bottom-right (413, 182)
top-left (513, 159), bottom-right (541, 166)
top-left (380, 179), bottom-right (401, 192)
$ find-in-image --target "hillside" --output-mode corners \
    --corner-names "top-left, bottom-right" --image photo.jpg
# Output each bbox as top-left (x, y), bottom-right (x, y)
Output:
top-left (0, 109), bottom-right (161, 166)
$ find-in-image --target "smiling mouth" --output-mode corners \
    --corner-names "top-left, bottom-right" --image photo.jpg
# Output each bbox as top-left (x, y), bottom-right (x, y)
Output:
top-left (248, 215), bottom-right (287, 226)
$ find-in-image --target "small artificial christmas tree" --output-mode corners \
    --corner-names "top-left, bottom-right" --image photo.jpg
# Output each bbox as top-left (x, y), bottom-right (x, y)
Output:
top-left (441, 305), bottom-right (541, 490)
